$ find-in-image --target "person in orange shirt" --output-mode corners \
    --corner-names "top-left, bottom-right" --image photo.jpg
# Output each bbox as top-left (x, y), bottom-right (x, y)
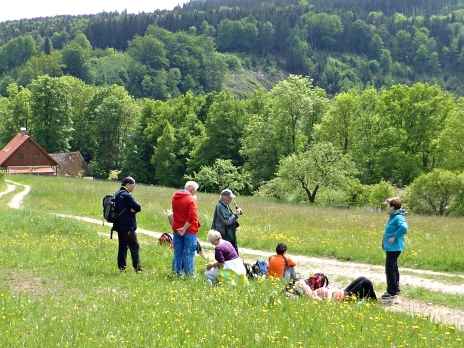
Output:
top-left (267, 243), bottom-right (297, 280)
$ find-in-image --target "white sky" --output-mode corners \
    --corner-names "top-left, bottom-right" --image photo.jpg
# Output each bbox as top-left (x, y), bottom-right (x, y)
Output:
top-left (0, 0), bottom-right (190, 23)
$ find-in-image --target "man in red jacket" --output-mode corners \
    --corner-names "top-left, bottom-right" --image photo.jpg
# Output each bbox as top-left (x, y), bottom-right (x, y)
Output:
top-left (171, 181), bottom-right (200, 277)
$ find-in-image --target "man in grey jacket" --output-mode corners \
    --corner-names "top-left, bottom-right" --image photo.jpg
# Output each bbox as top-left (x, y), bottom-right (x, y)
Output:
top-left (211, 189), bottom-right (242, 254)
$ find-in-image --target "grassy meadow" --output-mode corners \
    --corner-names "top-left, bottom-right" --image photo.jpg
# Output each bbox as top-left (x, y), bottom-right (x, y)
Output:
top-left (7, 175), bottom-right (464, 273)
top-left (0, 176), bottom-right (463, 346)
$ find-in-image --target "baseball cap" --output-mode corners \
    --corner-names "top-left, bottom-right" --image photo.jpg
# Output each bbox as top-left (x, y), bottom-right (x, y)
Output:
top-left (220, 189), bottom-right (236, 198)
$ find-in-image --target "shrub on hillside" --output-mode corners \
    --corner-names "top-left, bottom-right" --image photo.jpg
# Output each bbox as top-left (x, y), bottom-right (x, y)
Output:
top-left (406, 169), bottom-right (464, 216)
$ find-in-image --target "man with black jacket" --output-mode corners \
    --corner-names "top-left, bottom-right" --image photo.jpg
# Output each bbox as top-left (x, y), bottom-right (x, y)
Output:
top-left (113, 176), bottom-right (143, 273)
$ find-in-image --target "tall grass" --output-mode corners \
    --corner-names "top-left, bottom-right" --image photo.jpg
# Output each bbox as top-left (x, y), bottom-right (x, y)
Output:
top-left (0, 208), bottom-right (462, 346)
top-left (8, 176), bottom-right (464, 273)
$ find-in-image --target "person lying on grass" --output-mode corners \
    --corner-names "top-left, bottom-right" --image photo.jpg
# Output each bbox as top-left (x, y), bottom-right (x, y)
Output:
top-left (295, 276), bottom-right (378, 302)
top-left (204, 230), bottom-right (248, 286)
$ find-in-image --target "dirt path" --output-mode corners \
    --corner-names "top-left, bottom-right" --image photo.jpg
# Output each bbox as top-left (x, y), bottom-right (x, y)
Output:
top-left (4, 180), bottom-right (31, 209)
top-left (4, 181), bottom-right (464, 329)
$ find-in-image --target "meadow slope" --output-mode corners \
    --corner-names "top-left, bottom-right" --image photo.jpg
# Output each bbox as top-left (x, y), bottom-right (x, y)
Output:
top-left (4, 179), bottom-right (464, 329)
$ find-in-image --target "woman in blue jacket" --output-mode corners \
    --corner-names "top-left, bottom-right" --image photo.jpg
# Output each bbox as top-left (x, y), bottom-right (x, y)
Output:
top-left (382, 197), bottom-right (408, 299)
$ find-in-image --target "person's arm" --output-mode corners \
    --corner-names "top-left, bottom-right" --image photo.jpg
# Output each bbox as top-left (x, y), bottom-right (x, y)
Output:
top-left (287, 257), bottom-right (297, 267)
top-left (206, 247), bottom-right (225, 270)
top-left (205, 260), bottom-right (224, 270)
top-left (177, 198), bottom-right (197, 235)
top-left (217, 204), bottom-right (237, 226)
top-left (389, 216), bottom-right (408, 242)
top-left (126, 193), bottom-right (141, 213)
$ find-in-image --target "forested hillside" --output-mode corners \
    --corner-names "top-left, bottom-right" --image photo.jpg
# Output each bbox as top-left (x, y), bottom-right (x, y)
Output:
top-left (1, 0), bottom-right (464, 215)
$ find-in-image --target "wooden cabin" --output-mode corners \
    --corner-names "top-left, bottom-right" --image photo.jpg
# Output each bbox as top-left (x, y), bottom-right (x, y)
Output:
top-left (0, 128), bottom-right (59, 175)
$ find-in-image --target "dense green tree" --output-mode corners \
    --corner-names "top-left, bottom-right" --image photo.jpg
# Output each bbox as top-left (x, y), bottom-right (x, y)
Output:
top-left (93, 51), bottom-right (134, 87)
top-left (258, 21), bottom-right (275, 56)
top-left (43, 37), bottom-right (52, 55)
top-left (51, 31), bottom-right (70, 50)
top-left (120, 99), bottom-right (168, 184)
top-left (391, 30), bottom-right (413, 63)
top-left (17, 52), bottom-right (64, 86)
top-left (413, 44), bottom-right (441, 75)
top-left (302, 12), bottom-right (343, 50)
top-left (257, 142), bottom-right (357, 203)
top-left (379, 49), bottom-right (392, 74)
top-left (0, 97), bottom-right (9, 146)
top-left (375, 83), bottom-right (455, 185)
top-left (269, 75), bottom-right (321, 154)
top-left (152, 122), bottom-right (181, 187)
top-left (368, 180), bottom-right (395, 210)
top-left (368, 34), bottom-right (383, 60)
top-left (0, 84), bottom-right (32, 145)
top-left (189, 91), bottom-right (246, 172)
top-left (407, 169), bottom-right (464, 216)
top-left (349, 19), bottom-right (372, 54)
top-left (286, 36), bottom-right (311, 74)
top-left (348, 87), bottom-right (382, 184)
top-left (240, 89), bottom-right (278, 188)
top-left (86, 85), bottom-right (139, 178)
top-left (0, 36), bottom-right (37, 75)
top-left (313, 88), bottom-right (360, 153)
top-left (201, 51), bottom-right (227, 93)
top-left (28, 76), bottom-right (73, 153)
top-left (319, 57), bottom-right (343, 95)
top-left (62, 40), bottom-right (94, 84)
top-left (61, 76), bottom-right (95, 160)
top-left (127, 35), bottom-right (168, 71)
top-left (200, 21), bottom-right (216, 37)
top-left (437, 98), bottom-right (464, 170)
top-left (189, 159), bottom-right (251, 194)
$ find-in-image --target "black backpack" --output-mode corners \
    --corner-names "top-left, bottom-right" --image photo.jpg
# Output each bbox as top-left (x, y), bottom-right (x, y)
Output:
top-left (244, 262), bottom-right (256, 279)
top-left (102, 190), bottom-right (125, 239)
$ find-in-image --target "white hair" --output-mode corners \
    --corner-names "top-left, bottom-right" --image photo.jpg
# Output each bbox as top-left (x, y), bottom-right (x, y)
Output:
top-left (207, 230), bottom-right (222, 244)
top-left (185, 181), bottom-right (199, 191)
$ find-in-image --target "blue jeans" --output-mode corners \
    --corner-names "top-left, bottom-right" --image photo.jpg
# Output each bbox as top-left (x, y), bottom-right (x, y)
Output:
top-left (173, 233), bottom-right (197, 276)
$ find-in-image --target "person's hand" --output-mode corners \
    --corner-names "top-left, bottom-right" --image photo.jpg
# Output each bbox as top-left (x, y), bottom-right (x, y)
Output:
top-left (388, 237), bottom-right (395, 243)
top-left (130, 208), bottom-right (136, 213)
top-left (176, 228), bottom-right (185, 236)
top-left (236, 207), bottom-right (242, 215)
top-left (205, 262), bottom-right (214, 270)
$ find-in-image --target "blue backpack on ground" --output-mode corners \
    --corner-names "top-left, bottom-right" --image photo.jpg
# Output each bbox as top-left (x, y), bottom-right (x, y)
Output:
top-left (244, 259), bottom-right (268, 280)
top-left (252, 258), bottom-right (268, 278)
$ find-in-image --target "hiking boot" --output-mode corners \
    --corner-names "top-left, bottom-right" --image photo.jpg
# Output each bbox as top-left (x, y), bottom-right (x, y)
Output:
top-left (120, 267), bottom-right (128, 273)
top-left (381, 292), bottom-right (397, 300)
top-left (136, 267), bottom-right (144, 274)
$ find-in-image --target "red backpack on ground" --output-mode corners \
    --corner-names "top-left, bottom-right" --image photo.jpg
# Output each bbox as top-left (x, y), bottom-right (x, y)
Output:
top-left (158, 233), bottom-right (173, 246)
top-left (306, 273), bottom-right (329, 290)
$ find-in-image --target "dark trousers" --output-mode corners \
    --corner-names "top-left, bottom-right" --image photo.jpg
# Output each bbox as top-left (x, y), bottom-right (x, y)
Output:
top-left (344, 276), bottom-right (377, 300)
top-left (117, 230), bottom-right (141, 271)
top-left (385, 251), bottom-right (401, 295)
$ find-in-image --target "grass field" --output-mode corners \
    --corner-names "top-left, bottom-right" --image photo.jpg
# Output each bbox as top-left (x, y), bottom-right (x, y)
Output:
top-left (0, 176), bottom-right (462, 346)
top-left (7, 175), bottom-right (464, 273)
